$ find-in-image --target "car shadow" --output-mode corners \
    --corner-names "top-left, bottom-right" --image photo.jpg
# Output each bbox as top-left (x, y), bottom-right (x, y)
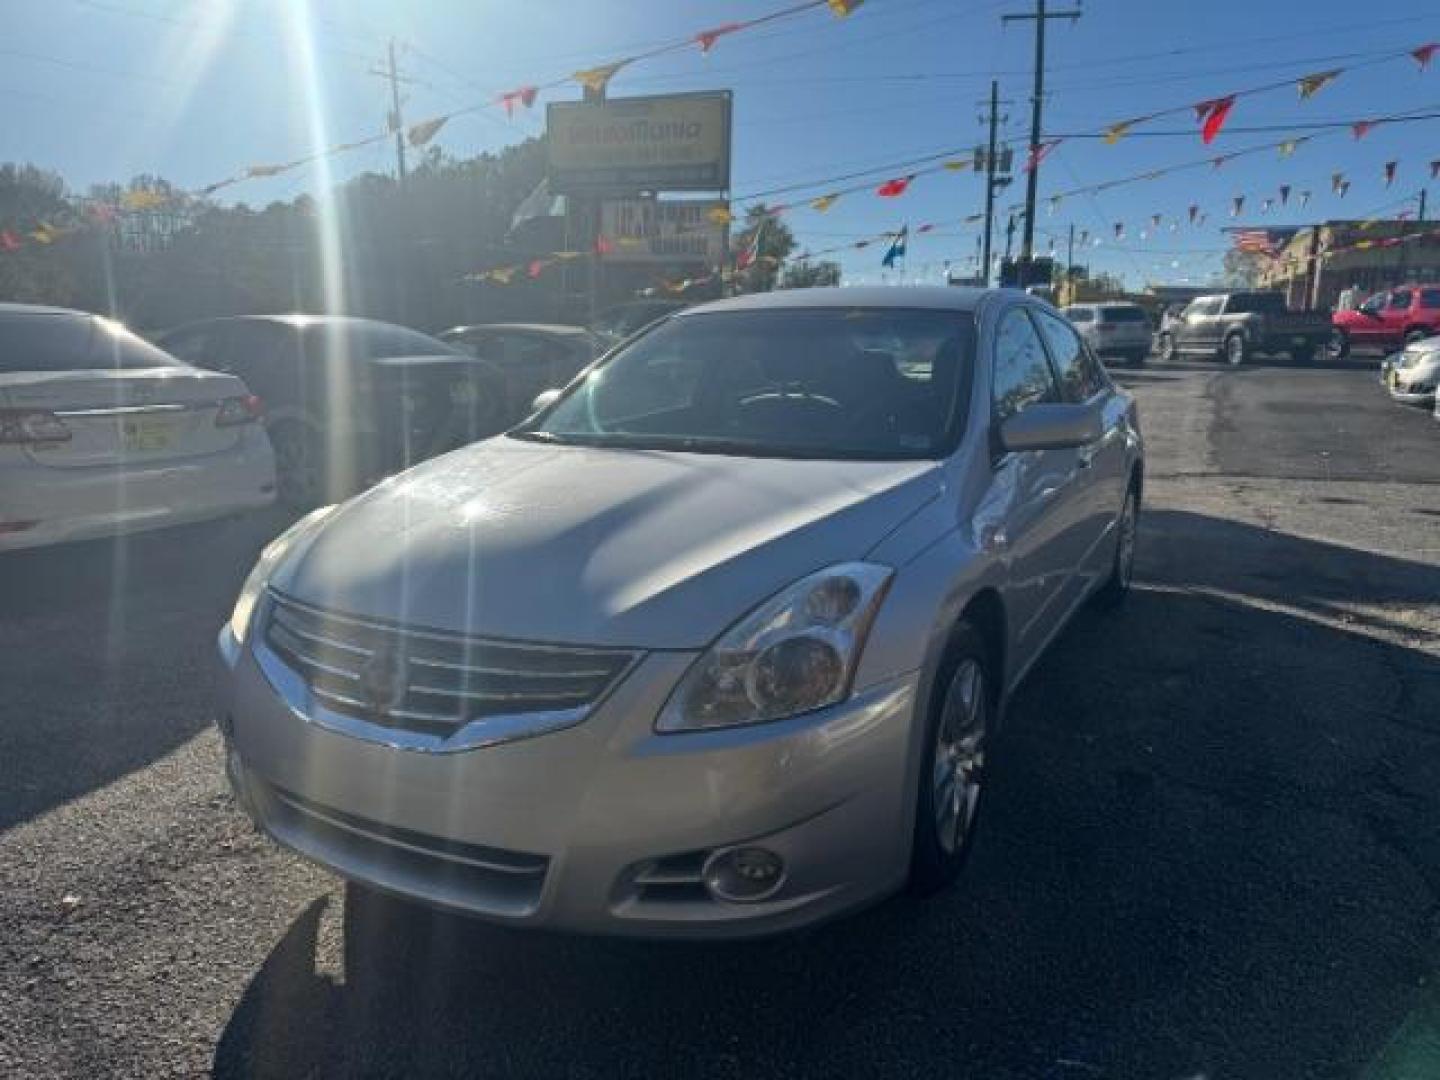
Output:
top-left (214, 511), bottom-right (1440, 1079)
top-left (0, 508), bottom-right (294, 832)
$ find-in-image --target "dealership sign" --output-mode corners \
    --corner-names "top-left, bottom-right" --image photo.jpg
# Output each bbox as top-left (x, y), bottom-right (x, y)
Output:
top-left (601, 199), bottom-right (726, 264)
top-left (547, 92), bottom-right (732, 194)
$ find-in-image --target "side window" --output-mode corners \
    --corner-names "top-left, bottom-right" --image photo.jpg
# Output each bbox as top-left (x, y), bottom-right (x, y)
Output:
top-left (498, 334), bottom-right (565, 369)
top-left (1389, 290), bottom-right (1412, 311)
top-left (992, 308), bottom-right (1060, 422)
top-left (1419, 289), bottom-right (1440, 310)
top-left (1034, 309), bottom-right (1105, 402)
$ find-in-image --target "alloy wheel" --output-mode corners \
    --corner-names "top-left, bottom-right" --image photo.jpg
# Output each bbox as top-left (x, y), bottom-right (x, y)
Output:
top-left (932, 658), bottom-right (987, 855)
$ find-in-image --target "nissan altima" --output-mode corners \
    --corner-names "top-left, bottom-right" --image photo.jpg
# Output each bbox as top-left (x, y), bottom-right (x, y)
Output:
top-left (215, 286), bottom-right (1143, 938)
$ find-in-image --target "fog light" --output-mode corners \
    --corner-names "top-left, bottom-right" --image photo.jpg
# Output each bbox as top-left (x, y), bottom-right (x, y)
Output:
top-left (702, 846), bottom-right (786, 903)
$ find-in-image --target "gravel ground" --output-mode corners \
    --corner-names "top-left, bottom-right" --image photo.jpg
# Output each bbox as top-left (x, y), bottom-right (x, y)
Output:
top-left (3, 353), bottom-right (1439, 1079)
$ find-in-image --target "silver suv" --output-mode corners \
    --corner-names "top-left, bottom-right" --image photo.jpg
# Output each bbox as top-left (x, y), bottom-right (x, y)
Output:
top-left (1063, 302), bottom-right (1152, 367)
top-left (216, 287), bottom-right (1144, 938)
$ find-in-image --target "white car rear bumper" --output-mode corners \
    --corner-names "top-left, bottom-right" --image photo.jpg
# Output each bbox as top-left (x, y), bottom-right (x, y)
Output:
top-left (0, 432), bottom-right (275, 552)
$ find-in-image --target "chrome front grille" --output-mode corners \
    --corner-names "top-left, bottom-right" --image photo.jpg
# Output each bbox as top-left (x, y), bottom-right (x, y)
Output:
top-left (262, 592), bottom-right (638, 745)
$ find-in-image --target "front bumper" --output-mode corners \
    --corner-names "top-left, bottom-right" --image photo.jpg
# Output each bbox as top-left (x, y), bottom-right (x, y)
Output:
top-left (1388, 386), bottom-right (1437, 406)
top-left (217, 626), bottom-right (921, 938)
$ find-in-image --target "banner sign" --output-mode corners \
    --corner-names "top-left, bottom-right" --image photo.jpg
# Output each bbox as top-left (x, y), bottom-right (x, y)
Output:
top-left (600, 199), bottom-right (727, 263)
top-left (547, 91), bottom-right (732, 194)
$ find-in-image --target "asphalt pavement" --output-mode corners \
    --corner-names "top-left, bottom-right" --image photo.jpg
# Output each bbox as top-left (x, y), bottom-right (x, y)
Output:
top-left (3, 352), bottom-right (1439, 1079)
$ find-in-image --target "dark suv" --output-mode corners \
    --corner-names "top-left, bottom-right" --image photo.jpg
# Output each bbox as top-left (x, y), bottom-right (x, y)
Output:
top-left (157, 315), bottom-right (489, 506)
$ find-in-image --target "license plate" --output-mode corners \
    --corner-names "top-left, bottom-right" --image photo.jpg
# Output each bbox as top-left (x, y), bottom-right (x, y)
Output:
top-left (121, 416), bottom-right (175, 452)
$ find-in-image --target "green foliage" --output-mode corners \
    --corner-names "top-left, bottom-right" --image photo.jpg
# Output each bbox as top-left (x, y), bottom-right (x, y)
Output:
top-left (731, 204), bottom-right (795, 294)
top-left (1222, 249), bottom-right (1263, 287)
top-left (780, 259), bottom-right (841, 289)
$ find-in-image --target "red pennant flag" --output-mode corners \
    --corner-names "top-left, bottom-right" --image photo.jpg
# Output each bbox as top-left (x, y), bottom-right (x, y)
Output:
top-left (916, 223), bottom-right (935, 233)
top-left (1332, 171), bottom-right (1345, 193)
top-left (875, 175), bottom-right (914, 197)
top-left (695, 22), bottom-right (744, 53)
top-left (1195, 96), bottom-right (1235, 144)
top-left (0, 230), bottom-right (21, 252)
top-left (1412, 42), bottom-right (1438, 69)
top-left (1024, 139), bottom-right (1061, 172)
top-left (1384, 161), bottom-right (1398, 187)
top-left (1279, 184), bottom-right (1291, 206)
top-left (594, 236), bottom-right (614, 256)
top-left (527, 259), bottom-right (546, 279)
top-left (1188, 204), bottom-right (1199, 224)
top-left (500, 86), bottom-right (538, 116)
top-left (1351, 120), bottom-right (1374, 140)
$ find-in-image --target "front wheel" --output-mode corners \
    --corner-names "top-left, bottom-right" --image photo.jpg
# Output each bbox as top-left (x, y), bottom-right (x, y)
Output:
top-left (1328, 328), bottom-right (1350, 360)
top-left (910, 623), bottom-right (992, 894)
top-left (1224, 332), bottom-right (1248, 366)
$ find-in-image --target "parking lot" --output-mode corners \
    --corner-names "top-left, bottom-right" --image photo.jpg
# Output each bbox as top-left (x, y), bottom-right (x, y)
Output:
top-left (3, 352), bottom-right (1439, 1079)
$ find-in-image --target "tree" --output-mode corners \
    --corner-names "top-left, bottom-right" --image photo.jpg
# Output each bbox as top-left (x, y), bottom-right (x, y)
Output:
top-left (1222, 249), bottom-right (1263, 288)
top-left (731, 205), bottom-right (795, 294)
top-left (780, 259), bottom-right (841, 289)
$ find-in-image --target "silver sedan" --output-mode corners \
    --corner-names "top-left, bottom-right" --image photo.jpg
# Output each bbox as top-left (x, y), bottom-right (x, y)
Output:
top-left (215, 286), bottom-right (1144, 938)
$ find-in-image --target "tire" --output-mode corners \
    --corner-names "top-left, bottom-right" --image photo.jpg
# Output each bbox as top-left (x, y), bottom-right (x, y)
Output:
top-left (1224, 332), bottom-right (1248, 366)
top-left (268, 422), bottom-right (327, 509)
top-left (1157, 333), bottom-right (1175, 362)
top-left (1291, 346), bottom-right (1316, 364)
top-left (910, 622), bottom-right (993, 894)
top-left (1328, 328), bottom-right (1350, 360)
top-left (1093, 483), bottom-right (1139, 610)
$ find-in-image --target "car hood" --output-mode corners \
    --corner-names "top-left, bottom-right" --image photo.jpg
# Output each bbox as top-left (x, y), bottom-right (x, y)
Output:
top-left (271, 436), bottom-right (943, 648)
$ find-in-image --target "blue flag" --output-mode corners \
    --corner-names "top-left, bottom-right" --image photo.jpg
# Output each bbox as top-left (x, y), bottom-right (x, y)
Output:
top-left (881, 225), bottom-right (908, 268)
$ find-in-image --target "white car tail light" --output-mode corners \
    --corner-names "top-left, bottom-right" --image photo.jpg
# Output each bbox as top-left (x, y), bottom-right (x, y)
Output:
top-left (215, 395), bottom-right (264, 427)
top-left (0, 409), bottom-right (71, 444)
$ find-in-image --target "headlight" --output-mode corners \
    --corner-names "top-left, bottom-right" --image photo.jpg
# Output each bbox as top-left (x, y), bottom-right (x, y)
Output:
top-left (657, 562), bottom-right (893, 733)
top-left (226, 505), bottom-right (337, 645)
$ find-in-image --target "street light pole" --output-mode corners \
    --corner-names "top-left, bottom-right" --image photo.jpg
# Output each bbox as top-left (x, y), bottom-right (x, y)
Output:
top-left (1002, 0), bottom-right (1080, 263)
top-left (981, 80), bottom-right (1001, 287)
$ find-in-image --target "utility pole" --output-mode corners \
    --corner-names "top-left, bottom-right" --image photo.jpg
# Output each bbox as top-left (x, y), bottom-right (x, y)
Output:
top-left (1420, 187), bottom-right (1429, 223)
top-left (1065, 220), bottom-right (1075, 302)
top-left (369, 40), bottom-right (413, 183)
top-left (979, 80), bottom-right (1010, 288)
top-left (1002, 0), bottom-right (1081, 263)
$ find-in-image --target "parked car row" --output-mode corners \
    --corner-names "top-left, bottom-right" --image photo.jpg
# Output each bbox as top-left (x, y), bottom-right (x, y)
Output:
top-left (1, 304), bottom-right (625, 553)
top-left (1378, 334), bottom-right (1440, 417)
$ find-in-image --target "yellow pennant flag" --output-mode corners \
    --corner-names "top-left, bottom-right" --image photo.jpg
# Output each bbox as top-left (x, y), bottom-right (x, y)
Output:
top-left (553, 250), bottom-right (587, 261)
top-left (1297, 69), bottom-right (1341, 100)
top-left (1277, 139), bottom-right (1299, 158)
top-left (29, 223), bottom-right (56, 244)
top-left (1103, 120), bottom-right (1134, 145)
top-left (828, 0), bottom-right (864, 15)
top-left (616, 237), bottom-right (646, 248)
top-left (120, 189), bottom-right (168, 211)
top-left (942, 159), bottom-right (972, 172)
top-left (488, 266), bottom-right (517, 284)
top-left (1354, 239), bottom-right (1374, 249)
top-left (706, 206), bottom-right (734, 225)
top-left (244, 163), bottom-right (288, 179)
top-left (408, 116), bottom-right (448, 147)
top-left (573, 61), bottom-right (629, 94)
top-left (810, 194), bottom-right (839, 212)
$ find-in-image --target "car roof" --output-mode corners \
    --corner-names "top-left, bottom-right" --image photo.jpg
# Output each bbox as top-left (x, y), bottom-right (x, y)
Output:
top-left (682, 286), bottom-right (995, 316)
top-left (443, 323), bottom-right (590, 337)
top-left (165, 314), bottom-right (426, 333)
top-left (0, 303), bottom-right (91, 320)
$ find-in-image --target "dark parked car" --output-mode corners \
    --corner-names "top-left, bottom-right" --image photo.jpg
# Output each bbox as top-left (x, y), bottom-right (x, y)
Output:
top-left (437, 323), bottom-right (600, 426)
top-left (156, 315), bottom-right (492, 506)
top-left (1157, 291), bottom-right (1331, 365)
top-left (590, 300), bottom-right (686, 345)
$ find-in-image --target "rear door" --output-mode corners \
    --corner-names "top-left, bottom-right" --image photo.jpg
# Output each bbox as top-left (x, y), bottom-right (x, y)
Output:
top-left (1382, 289), bottom-right (1415, 344)
top-left (0, 314), bottom-right (249, 469)
top-left (989, 305), bottom-right (1088, 672)
top-left (1033, 308), bottom-right (1128, 592)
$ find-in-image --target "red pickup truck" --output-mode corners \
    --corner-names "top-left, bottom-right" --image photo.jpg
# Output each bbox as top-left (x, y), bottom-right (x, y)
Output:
top-left (1331, 284), bottom-right (1440, 357)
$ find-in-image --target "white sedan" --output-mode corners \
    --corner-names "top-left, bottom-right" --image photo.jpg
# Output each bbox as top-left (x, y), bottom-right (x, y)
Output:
top-left (0, 304), bottom-right (276, 553)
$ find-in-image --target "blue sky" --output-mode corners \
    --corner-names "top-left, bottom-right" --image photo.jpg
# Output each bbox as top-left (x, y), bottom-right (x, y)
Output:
top-left (5, 0), bottom-right (1437, 287)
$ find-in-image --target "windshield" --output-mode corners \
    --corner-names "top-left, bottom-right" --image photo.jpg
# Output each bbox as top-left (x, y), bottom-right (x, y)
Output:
top-left (300, 322), bottom-right (457, 360)
top-left (1100, 306), bottom-right (1148, 323)
top-left (1226, 293), bottom-right (1288, 315)
top-left (517, 308), bottom-right (971, 459)
top-left (0, 313), bottom-right (182, 373)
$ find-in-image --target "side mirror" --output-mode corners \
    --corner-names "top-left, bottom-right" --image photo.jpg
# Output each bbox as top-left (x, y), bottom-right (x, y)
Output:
top-left (998, 402), bottom-right (1104, 453)
top-left (530, 388), bottom-right (563, 415)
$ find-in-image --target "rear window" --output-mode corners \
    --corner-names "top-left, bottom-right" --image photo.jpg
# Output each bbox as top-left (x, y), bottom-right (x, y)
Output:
top-left (299, 323), bottom-right (458, 361)
top-left (1420, 289), bottom-right (1440, 310)
top-left (0, 314), bottom-right (182, 374)
top-left (1065, 308), bottom-right (1094, 323)
top-left (1225, 293), bottom-right (1287, 315)
top-left (1099, 306), bottom-right (1148, 323)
